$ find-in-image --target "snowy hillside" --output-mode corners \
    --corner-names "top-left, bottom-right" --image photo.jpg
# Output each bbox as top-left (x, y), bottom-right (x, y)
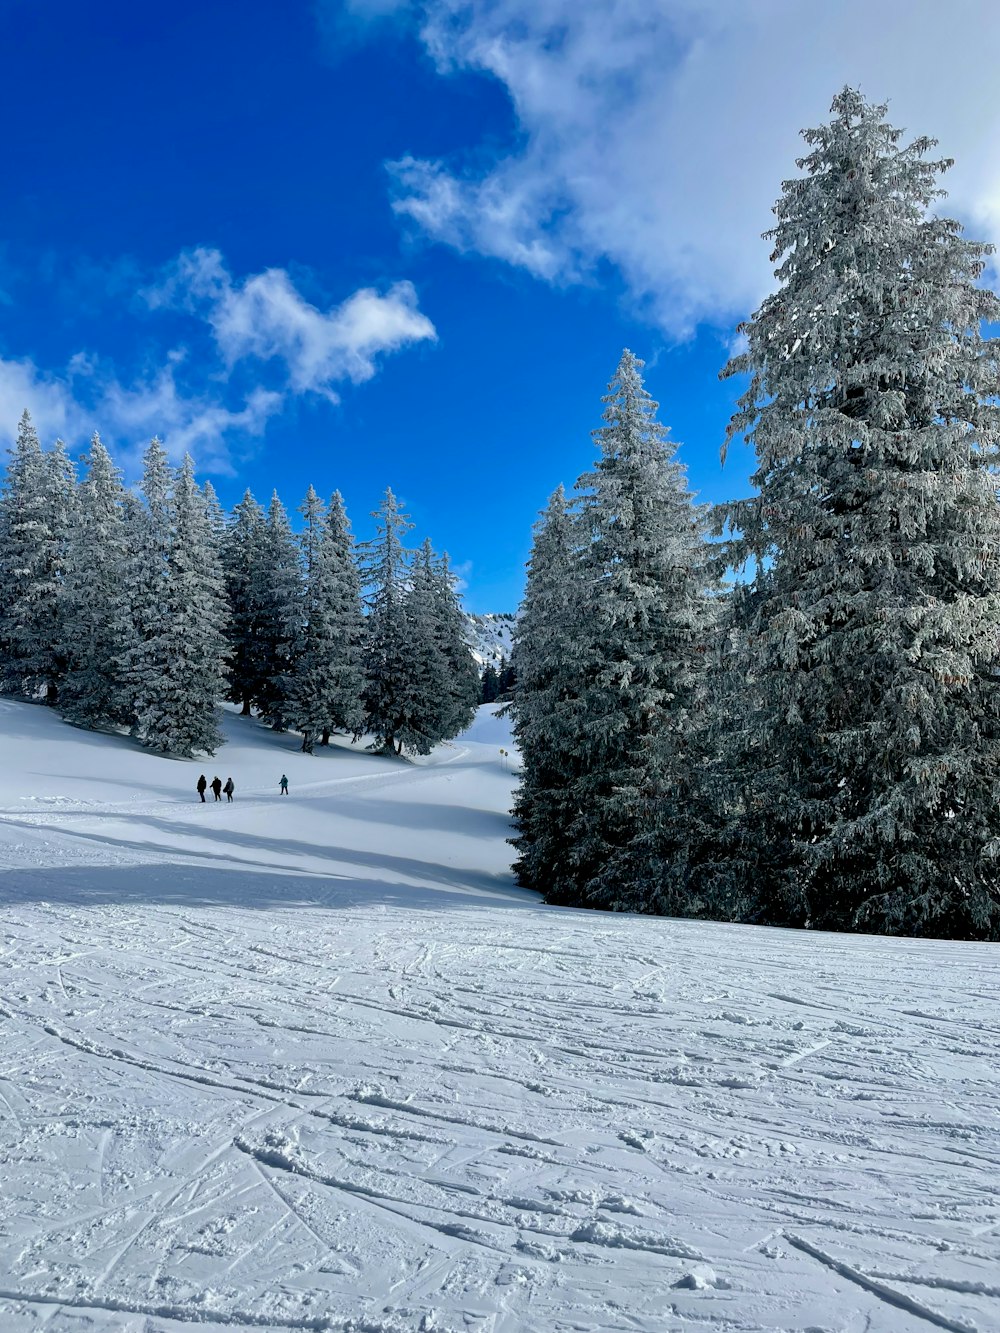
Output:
top-left (0, 699), bottom-right (999, 1332)
top-left (463, 611), bottom-right (515, 667)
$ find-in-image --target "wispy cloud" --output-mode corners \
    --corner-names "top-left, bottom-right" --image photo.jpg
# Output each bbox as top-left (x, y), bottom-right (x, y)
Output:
top-left (315, 0), bottom-right (417, 57)
top-left (148, 247), bottom-right (436, 401)
top-left (96, 361), bottom-right (282, 477)
top-left (0, 349), bottom-right (281, 477)
top-left (382, 0), bottom-right (1000, 336)
top-left (1, 247), bottom-right (436, 473)
top-left (0, 356), bottom-right (83, 445)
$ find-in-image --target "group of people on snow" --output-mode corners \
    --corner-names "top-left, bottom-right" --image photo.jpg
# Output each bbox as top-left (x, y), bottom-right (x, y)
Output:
top-left (197, 774), bottom-right (235, 803)
top-left (196, 774), bottom-right (289, 802)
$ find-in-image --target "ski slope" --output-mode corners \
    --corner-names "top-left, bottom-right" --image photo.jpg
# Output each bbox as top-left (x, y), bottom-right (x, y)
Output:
top-left (0, 700), bottom-right (998, 1332)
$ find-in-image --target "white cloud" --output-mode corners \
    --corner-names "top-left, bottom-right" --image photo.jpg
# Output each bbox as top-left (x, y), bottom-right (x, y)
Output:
top-left (449, 557), bottom-right (472, 594)
top-left (0, 356), bottom-right (85, 446)
top-left (97, 363), bottom-right (282, 476)
top-left (388, 0), bottom-right (1000, 335)
top-left (151, 248), bottom-right (437, 400)
top-left (0, 247), bottom-right (435, 473)
top-left (0, 350), bottom-right (281, 477)
top-left (390, 157), bottom-right (566, 280)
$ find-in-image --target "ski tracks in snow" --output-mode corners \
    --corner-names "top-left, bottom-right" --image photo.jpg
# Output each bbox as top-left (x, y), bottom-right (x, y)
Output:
top-left (0, 708), bottom-right (998, 1330)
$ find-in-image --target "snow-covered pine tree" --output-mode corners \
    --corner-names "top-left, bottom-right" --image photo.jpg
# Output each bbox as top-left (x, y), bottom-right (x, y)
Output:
top-left (396, 538), bottom-right (455, 755)
top-left (130, 455), bottom-right (229, 756)
top-left (318, 490), bottom-right (367, 744)
top-left (561, 350), bottom-right (719, 912)
top-left (222, 489), bottom-right (271, 715)
top-left (0, 412), bottom-right (75, 703)
top-left (721, 87), bottom-right (1000, 940)
top-left (362, 487), bottom-right (414, 754)
top-left (256, 492), bottom-right (302, 731)
top-left (510, 485), bottom-right (588, 895)
top-left (46, 437), bottom-right (77, 701)
top-left (121, 437), bottom-right (173, 729)
top-left (430, 550), bottom-right (481, 739)
top-left (283, 486), bottom-right (366, 751)
top-left (59, 433), bottom-right (131, 728)
top-left (202, 480), bottom-right (226, 549)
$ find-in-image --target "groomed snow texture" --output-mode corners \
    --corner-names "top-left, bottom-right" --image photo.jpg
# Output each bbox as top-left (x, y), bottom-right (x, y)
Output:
top-left (0, 702), bottom-right (997, 1332)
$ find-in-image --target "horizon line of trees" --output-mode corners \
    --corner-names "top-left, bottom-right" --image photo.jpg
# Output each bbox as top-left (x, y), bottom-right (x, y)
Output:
top-left (511, 87), bottom-right (1000, 943)
top-left (0, 424), bottom-right (480, 759)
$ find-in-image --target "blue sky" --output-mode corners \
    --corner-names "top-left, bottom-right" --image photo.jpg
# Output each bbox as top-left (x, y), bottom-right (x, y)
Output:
top-left (2, 1), bottom-right (999, 612)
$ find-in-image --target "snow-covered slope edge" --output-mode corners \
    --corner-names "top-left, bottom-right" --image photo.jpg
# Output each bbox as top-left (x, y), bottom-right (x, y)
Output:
top-left (0, 699), bottom-right (998, 1332)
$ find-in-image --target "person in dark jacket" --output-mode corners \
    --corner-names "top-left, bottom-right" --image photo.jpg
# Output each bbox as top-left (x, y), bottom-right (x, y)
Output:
top-left (197, 774), bottom-right (207, 803)
top-left (279, 774), bottom-right (289, 795)
top-left (210, 776), bottom-right (223, 802)
top-left (223, 777), bottom-right (235, 803)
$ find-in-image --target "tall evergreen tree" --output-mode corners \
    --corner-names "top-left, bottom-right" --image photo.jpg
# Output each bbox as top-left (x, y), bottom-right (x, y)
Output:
top-left (319, 490), bottom-right (367, 744)
top-left (362, 487), bottom-right (414, 754)
top-left (510, 485), bottom-right (587, 893)
top-left (202, 480), bottom-right (226, 548)
top-left (564, 350), bottom-right (718, 912)
top-left (396, 537), bottom-right (453, 755)
top-left (122, 438), bottom-right (173, 728)
top-left (130, 456), bottom-right (229, 755)
top-left (256, 492), bottom-right (302, 731)
top-left (721, 88), bottom-right (1000, 939)
top-left (0, 412), bottom-right (75, 703)
top-left (284, 487), bottom-right (366, 751)
top-left (59, 433), bottom-right (131, 728)
top-left (222, 489), bottom-right (270, 715)
top-left (431, 550), bottom-right (481, 739)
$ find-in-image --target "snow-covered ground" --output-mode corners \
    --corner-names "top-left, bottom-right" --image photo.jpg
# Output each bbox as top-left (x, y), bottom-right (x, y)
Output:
top-left (0, 701), bottom-right (998, 1332)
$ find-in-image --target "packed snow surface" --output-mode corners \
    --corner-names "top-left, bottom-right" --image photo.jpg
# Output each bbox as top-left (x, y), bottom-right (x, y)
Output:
top-left (0, 701), bottom-right (998, 1332)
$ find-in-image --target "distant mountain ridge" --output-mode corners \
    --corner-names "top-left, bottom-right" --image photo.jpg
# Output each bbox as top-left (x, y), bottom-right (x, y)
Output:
top-left (463, 612), bottom-right (516, 669)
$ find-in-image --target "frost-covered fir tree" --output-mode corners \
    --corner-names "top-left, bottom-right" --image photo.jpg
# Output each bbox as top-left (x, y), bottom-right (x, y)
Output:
top-left (122, 438), bottom-right (173, 727)
top-left (562, 351), bottom-right (718, 911)
top-left (59, 433), bottom-right (131, 728)
top-left (318, 490), bottom-right (367, 744)
top-left (0, 413), bottom-right (75, 703)
top-left (395, 538), bottom-right (453, 755)
top-left (362, 488), bottom-right (414, 754)
top-left (130, 455), bottom-right (229, 756)
top-left (256, 492), bottom-right (302, 731)
top-left (202, 480), bottom-right (226, 548)
top-left (721, 88), bottom-right (1000, 939)
top-left (510, 485), bottom-right (587, 894)
top-left (222, 490), bottom-right (271, 715)
top-left (283, 487), bottom-right (366, 751)
top-left (430, 550), bottom-right (481, 739)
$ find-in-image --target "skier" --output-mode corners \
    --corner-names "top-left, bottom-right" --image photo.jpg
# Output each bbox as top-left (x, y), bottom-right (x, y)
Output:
top-left (279, 774), bottom-right (289, 796)
top-left (223, 777), bottom-right (235, 803)
top-left (211, 776), bottom-right (223, 802)
top-left (196, 774), bottom-right (207, 803)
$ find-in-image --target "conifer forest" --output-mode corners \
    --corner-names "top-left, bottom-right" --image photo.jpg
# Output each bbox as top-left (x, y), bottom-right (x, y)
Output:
top-left (4, 90), bottom-right (1000, 941)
